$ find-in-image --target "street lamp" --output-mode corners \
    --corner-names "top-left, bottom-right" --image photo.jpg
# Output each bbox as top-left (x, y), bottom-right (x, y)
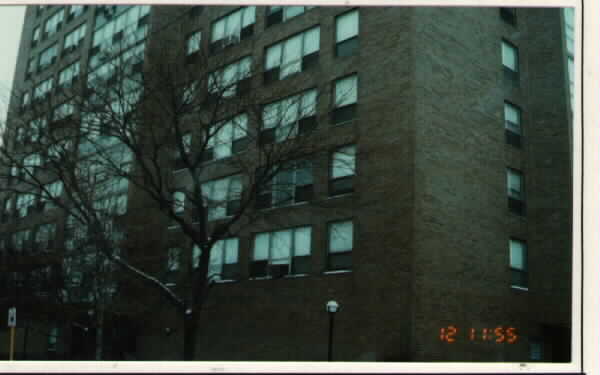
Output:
top-left (326, 300), bottom-right (340, 361)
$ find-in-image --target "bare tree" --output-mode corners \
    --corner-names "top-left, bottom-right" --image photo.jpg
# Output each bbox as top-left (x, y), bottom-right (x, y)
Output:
top-left (0, 11), bottom-right (362, 360)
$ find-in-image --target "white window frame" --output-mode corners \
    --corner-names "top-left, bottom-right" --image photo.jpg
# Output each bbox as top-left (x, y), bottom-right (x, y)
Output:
top-left (208, 56), bottom-right (252, 98)
top-left (264, 26), bottom-right (320, 80)
top-left (64, 23), bottom-right (86, 50)
top-left (335, 9), bottom-right (359, 57)
top-left (334, 74), bottom-right (358, 108)
top-left (252, 226), bottom-right (311, 277)
top-left (210, 6), bottom-right (255, 45)
top-left (328, 220), bottom-right (353, 271)
top-left (186, 30), bottom-right (201, 55)
top-left (262, 88), bottom-right (317, 142)
top-left (206, 113), bottom-right (248, 161)
top-left (501, 40), bottom-right (519, 72)
top-left (202, 175), bottom-right (242, 221)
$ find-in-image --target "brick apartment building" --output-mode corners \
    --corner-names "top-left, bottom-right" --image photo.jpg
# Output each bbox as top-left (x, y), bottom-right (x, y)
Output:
top-left (0, 5), bottom-right (574, 362)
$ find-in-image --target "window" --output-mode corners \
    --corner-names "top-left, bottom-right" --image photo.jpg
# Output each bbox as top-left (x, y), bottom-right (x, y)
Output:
top-left (24, 153), bottom-right (42, 176)
top-left (32, 26), bottom-right (40, 46)
top-left (34, 77), bottom-right (54, 100)
top-left (210, 7), bottom-right (255, 52)
top-left (64, 23), bottom-right (86, 52)
top-left (173, 133), bottom-right (191, 171)
top-left (13, 229), bottom-right (31, 252)
top-left (44, 9), bottom-right (65, 37)
top-left (257, 160), bottom-right (313, 209)
top-left (167, 247), bottom-right (181, 271)
top-left (21, 91), bottom-right (31, 108)
top-left (47, 327), bottom-right (59, 352)
top-left (530, 340), bottom-right (543, 360)
top-left (16, 194), bottom-right (35, 218)
top-left (501, 40), bottom-right (519, 83)
top-left (58, 61), bottom-right (80, 88)
top-left (509, 238), bottom-right (528, 288)
top-left (69, 5), bottom-right (85, 18)
top-left (266, 6), bottom-right (315, 27)
top-left (208, 56), bottom-right (252, 98)
top-left (202, 175), bottom-right (242, 220)
top-left (53, 100), bottom-right (75, 121)
top-left (193, 238), bottom-right (240, 280)
top-left (500, 7), bottom-right (517, 25)
top-left (172, 191), bottom-right (185, 215)
top-left (251, 226), bottom-right (311, 278)
top-left (204, 114), bottom-right (249, 161)
top-left (39, 43), bottom-right (58, 70)
top-left (35, 223), bottom-right (56, 251)
top-left (264, 27), bottom-right (319, 83)
top-left (335, 10), bottom-right (359, 57)
top-left (30, 117), bottom-right (48, 143)
top-left (26, 58), bottom-right (36, 78)
top-left (41, 181), bottom-right (63, 210)
top-left (504, 102), bottom-right (522, 147)
top-left (507, 168), bottom-right (525, 215)
top-left (1, 198), bottom-right (13, 223)
top-left (328, 220), bottom-right (353, 270)
top-left (261, 89), bottom-right (317, 144)
top-left (330, 145), bottom-right (356, 196)
top-left (332, 74), bottom-right (358, 124)
top-left (186, 30), bottom-right (201, 56)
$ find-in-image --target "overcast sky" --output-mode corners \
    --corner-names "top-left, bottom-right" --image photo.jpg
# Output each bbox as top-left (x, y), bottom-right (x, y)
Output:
top-left (0, 5), bottom-right (25, 122)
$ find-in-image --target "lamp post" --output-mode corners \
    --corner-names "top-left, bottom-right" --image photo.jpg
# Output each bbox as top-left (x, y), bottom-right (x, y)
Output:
top-left (326, 300), bottom-right (339, 362)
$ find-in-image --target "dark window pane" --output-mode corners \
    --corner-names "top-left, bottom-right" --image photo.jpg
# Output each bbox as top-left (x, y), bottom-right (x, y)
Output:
top-left (268, 263), bottom-right (289, 278)
top-left (266, 9), bottom-right (283, 27)
top-left (511, 269), bottom-right (528, 288)
top-left (232, 136), bottom-right (249, 154)
top-left (331, 104), bottom-right (357, 125)
top-left (500, 7), bottom-right (517, 25)
top-left (505, 129), bottom-right (522, 148)
top-left (330, 176), bottom-right (354, 196)
top-left (250, 260), bottom-right (268, 277)
top-left (508, 197), bottom-right (526, 216)
top-left (504, 67), bottom-right (520, 87)
top-left (260, 128), bottom-right (276, 146)
top-left (336, 37), bottom-right (359, 58)
top-left (222, 263), bottom-right (239, 279)
top-left (298, 115), bottom-right (317, 134)
top-left (292, 256), bottom-right (311, 274)
top-left (201, 148), bottom-right (214, 163)
top-left (294, 184), bottom-right (313, 203)
top-left (241, 24), bottom-right (254, 40)
top-left (237, 77), bottom-right (251, 95)
top-left (263, 68), bottom-right (280, 85)
top-left (328, 251), bottom-right (352, 271)
top-left (256, 192), bottom-right (272, 209)
top-left (226, 199), bottom-right (240, 216)
top-left (302, 51), bottom-right (319, 71)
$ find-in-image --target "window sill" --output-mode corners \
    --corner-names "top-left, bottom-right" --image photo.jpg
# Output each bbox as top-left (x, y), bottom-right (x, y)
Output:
top-left (323, 269), bottom-right (352, 275)
top-left (510, 285), bottom-right (528, 291)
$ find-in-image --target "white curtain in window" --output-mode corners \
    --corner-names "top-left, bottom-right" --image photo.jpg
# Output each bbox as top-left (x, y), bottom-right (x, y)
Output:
top-left (329, 221), bottom-right (353, 253)
top-left (281, 35), bottom-right (302, 78)
top-left (225, 238), bottom-right (239, 264)
top-left (225, 11), bottom-right (242, 39)
top-left (210, 241), bottom-right (224, 265)
top-left (173, 191), bottom-right (185, 213)
top-left (293, 227), bottom-right (311, 256)
top-left (507, 170), bottom-right (522, 198)
top-left (502, 42), bottom-right (518, 71)
top-left (242, 6), bottom-right (255, 27)
top-left (335, 75), bottom-right (358, 107)
top-left (300, 89), bottom-right (317, 117)
top-left (211, 19), bottom-right (225, 42)
top-left (509, 240), bottom-right (526, 270)
top-left (265, 44), bottom-right (282, 70)
top-left (332, 146), bottom-right (356, 178)
top-left (271, 230), bottom-right (291, 264)
top-left (303, 27), bottom-right (320, 56)
top-left (253, 233), bottom-right (269, 260)
top-left (336, 10), bottom-right (359, 43)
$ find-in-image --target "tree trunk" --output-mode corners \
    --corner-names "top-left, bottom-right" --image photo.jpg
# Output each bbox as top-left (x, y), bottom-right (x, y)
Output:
top-left (183, 311), bottom-right (198, 360)
top-left (95, 310), bottom-right (104, 360)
